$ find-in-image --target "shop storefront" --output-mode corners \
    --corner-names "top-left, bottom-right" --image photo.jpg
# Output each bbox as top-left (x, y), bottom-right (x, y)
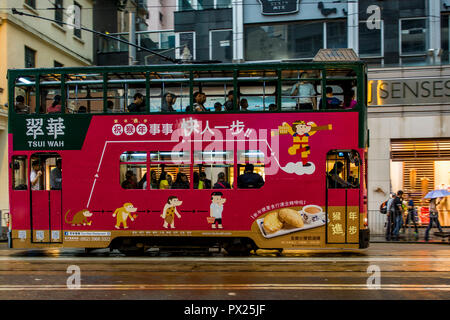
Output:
top-left (390, 139), bottom-right (450, 227)
top-left (367, 65), bottom-right (450, 236)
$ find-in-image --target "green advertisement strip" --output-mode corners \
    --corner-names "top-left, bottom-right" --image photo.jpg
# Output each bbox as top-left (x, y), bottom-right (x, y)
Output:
top-left (12, 114), bottom-right (92, 151)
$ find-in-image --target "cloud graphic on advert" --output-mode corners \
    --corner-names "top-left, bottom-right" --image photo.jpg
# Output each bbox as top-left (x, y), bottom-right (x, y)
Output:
top-left (281, 162), bottom-right (316, 175)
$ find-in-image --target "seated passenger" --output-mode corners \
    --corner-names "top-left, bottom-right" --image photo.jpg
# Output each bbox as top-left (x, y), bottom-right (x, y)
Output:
top-left (143, 170), bottom-right (159, 189)
top-left (237, 164), bottom-right (265, 189)
top-left (158, 171), bottom-right (170, 190)
top-left (106, 100), bottom-right (114, 113)
top-left (15, 95), bottom-right (30, 114)
top-left (47, 95), bottom-right (62, 113)
top-left (127, 93), bottom-right (146, 112)
top-left (240, 98), bottom-right (249, 111)
top-left (162, 92), bottom-right (176, 112)
top-left (223, 90), bottom-right (235, 111)
top-left (193, 91), bottom-right (207, 112)
top-left (319, 87), bottom-right (341, 109)
top-left (171, 173), bottom-right (190, 189)
top-left (121, 170), bottom-right (138, 189)
top-left (268, 103), bottom-right (277, 111)
top-left (214, 102), bottom-right (223, 112)
top-left (199, 172), bottom-right (211, 189)
top-left (327, 161), bottom-right (356, 189)
top-left (77, 106), bottom-right (87, 113)
top-left (342, 89), bottom-right (357, 109)
top-left (213, 172), bottom-right (231, 189)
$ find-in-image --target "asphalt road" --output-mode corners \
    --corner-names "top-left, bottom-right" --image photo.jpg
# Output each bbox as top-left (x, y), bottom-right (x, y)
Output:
top-left (0, 242), bottom-right (448, 300)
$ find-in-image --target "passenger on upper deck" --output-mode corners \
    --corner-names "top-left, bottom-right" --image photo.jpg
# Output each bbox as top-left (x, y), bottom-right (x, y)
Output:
top-left (30, 161), bottom-right (42, 191)
top-left (290, 72), bottom-right (317, 110)
top-left (240, 99), bottom-right (249, 111)
top-left (214, 102), bottom-right (223, 112)
top-left (127, 93), bottom-right (146, 112)
top-left (162, 92), bottom-right (176, 112)
top-left (319, 87), bottom-right (342, 109)
top-left (342, 89), bottom-right (357, 109)
top-left (213, 172), bottom-right (231, 189)
top-left (15, 95), bottom-right (30, 114)
top-left (47, 95), bottom-right (62, 113)
top-left (223, 90), bottom-right (236, 111)
top-left (268, 103), bottom-right (277, 111)
top-left (106, 100), bottom-right (114, 113)
top-left (193, 91), bottom-right (207, 112)
top-left (77, 106), bottom-right (87, 113)
top-left (237, 164), bottom-right (265, 189)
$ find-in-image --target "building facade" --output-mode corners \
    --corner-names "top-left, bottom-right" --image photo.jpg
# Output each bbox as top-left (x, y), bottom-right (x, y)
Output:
top-left (0, 0), bottom-right (94, 216)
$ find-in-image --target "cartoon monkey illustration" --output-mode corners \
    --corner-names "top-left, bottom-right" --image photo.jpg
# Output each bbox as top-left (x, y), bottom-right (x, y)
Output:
top-left (64, 209), bottom-right (93, 226)
top-left (113, 202), bottom-right (137, 229)
top-left (161, 196), bottom-right (182, 229)
top-left (279, 121), bottom-right (332, 166)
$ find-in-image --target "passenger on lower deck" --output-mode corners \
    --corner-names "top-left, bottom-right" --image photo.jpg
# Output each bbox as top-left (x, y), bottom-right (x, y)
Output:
top-left (213, 172), bottom-right (231, 189)
top-left (237, 164), bottom-right (265, 189)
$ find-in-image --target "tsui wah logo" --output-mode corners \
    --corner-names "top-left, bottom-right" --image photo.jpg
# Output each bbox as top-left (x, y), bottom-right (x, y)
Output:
top-left (25, 117), bottom-right (65, 148)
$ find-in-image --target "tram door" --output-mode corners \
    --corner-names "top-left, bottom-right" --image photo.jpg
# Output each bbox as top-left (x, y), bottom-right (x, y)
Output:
top-left (30, 153), bottom-right (62, 243)
top-left (326, 150), bottom-right (361, 244)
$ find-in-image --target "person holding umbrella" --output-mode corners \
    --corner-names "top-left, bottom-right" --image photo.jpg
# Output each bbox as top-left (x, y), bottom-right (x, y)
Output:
top-left (424, 189), bottom-right (450, 241)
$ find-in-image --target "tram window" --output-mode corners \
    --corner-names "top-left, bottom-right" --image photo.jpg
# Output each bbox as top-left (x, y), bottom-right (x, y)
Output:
top-left (120, 152), bottom-right (147, 189)
top-left (150, 151), bottom-right (190, 163)
top-left (39, 74), bottom-right (62, 114)
top-left (322, 69), bottom-right (358, 110)
top-left (194, 151), bottom-right (234, 189)
top-left (238, 82), bottom-right (276, 112)
top-left (120, 164), bottom-right (146, 190)
top-left (149, 164), bottom-right (191, 190)
top-left (190, 82), bottom-right (234, 112)
top-left (149, 82), bottom-right (189, 113)
top-left (326, 150), bottom-right (360, 189)
top-left (237, 69), bottom-right (276, 112)
top-left (30, 153), bottom-right (61, 191)
top-left (14, 76), bottom-right (36, 114)
top-left (236, 150), bottom-right (265, 189)
top-left (66, 74), bottom-right (104, 114)
top-left (11, 156), bottom-right (28, 190)
top-left (281, 70), bottom-right (320, 111)
top-left (120, 151), bottom-right (147, 163)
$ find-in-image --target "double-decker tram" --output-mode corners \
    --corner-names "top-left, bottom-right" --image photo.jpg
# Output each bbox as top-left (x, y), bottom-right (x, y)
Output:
top-left (7, 50), bottom-right (369, 255)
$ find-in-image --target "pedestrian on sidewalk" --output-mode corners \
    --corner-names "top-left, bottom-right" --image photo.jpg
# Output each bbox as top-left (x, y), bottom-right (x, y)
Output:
top-left (385, 192), bottom-right (396, 241)
top-left (404, 193), bottom-right (419, 238)
top-left (425, 197), bottom-right (444, 241)
top-left (392, 190), bottom-right (404, 241)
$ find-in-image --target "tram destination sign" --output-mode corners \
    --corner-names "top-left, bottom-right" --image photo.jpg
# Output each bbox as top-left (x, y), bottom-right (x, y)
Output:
top-left (14, 115), bottom-right (91, 150)
top-left (368, 77), bottom-right (450, 106)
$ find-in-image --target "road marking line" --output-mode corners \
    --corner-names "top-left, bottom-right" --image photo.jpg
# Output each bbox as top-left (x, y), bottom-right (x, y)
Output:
top-left (0, 257), bottom-right (449, 263)
top-left (0, 284), bottom-right (449, 291)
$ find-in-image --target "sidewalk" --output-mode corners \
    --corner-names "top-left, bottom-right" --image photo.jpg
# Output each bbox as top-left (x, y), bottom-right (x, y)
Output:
top-left (370, 226), bottom-right (450, 243)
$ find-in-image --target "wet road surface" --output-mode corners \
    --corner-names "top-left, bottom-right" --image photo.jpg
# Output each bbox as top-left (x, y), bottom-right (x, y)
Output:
top-left (0, 242), bottom-right (448, 300)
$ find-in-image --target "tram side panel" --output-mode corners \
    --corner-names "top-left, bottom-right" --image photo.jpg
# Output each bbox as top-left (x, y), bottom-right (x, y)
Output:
top-left (10, 112), bottom-right (362, 249)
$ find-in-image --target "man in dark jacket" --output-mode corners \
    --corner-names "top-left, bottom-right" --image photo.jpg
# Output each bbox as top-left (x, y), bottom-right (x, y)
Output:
top-left (127, 93), bottom-right (146, 112)
top-left (237, 164), bottom-right (264, 189)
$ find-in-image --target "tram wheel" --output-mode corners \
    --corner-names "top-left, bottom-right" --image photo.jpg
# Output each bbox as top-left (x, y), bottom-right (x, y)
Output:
top-left (224, 240), bottom-right (255, 256)
top-left (118, 247), bottom-right (146, 256)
